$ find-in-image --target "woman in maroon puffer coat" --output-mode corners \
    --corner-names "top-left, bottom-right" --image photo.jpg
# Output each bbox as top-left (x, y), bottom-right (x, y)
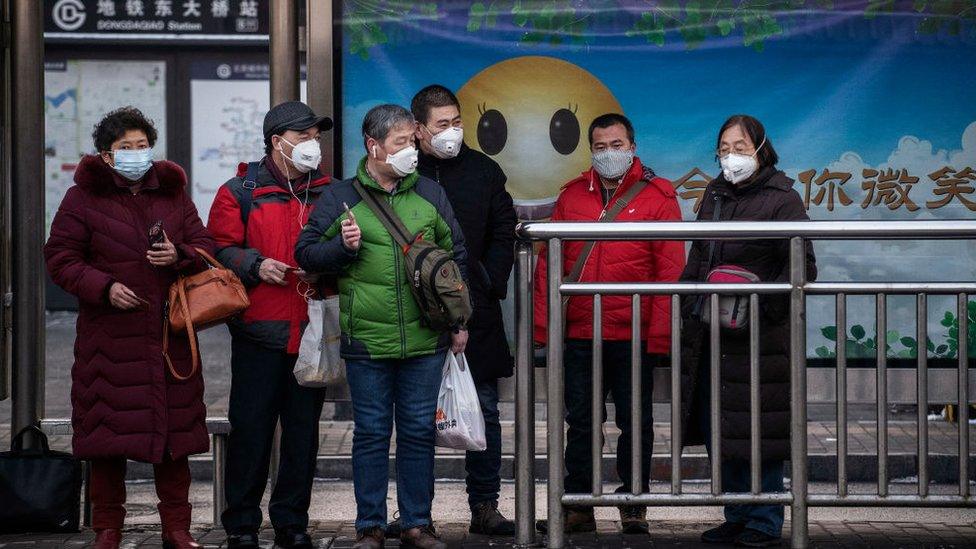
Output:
top-left (45, 107), bottom-right (214, 549)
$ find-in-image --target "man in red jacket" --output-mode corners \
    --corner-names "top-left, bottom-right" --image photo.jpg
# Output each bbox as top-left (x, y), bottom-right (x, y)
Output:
top-left (533, 113), bottom-right (686, 535)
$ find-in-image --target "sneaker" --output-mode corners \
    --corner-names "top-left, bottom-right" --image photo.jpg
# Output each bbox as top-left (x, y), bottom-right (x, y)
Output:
top-left (734, 528), bottom-right (781, 547)
top-left (618, 505), bottom-right (649, 535)
top-left (701, 522), bottom-right (746, 543)
top-left (400, 525), bottom-right (446, 549)
top-left (353, 527), bottom-right (385, 549)
top-left (469, 501), bottom-right (516, 536)
top-left (535, 508), bottom-right (596, 534)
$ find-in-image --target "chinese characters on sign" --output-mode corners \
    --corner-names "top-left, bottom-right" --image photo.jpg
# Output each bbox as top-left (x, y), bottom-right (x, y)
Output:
top-left (671, 166), bottom-right (976, 212)
top-left (47, 0), bottom-right (268, 38)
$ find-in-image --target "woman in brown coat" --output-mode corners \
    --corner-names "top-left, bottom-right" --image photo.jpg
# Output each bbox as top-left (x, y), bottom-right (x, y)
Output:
top-left (45, 107), bottom-right (214, 549)
top-left (679, 115), bottom-right (817, 547)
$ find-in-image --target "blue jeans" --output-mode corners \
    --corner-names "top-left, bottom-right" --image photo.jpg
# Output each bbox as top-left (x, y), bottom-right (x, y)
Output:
top-left (346, 352), bottom-right (445, 532)
top-left (464, 380), bottom-right (502, 508)
top-left (696, 356), bottom-right (784, 538)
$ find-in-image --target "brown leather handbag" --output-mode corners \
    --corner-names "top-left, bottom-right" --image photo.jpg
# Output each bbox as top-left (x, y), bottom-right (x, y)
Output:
top-left (163, 247), bottom-right (250, 380)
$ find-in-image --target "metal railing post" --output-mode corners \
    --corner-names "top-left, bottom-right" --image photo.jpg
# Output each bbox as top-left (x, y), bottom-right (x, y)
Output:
top-left (514, 240), bottom-right (536, 547)
top-left (789, 237), bottom-right (809, 548)
top-left (957, 294), bottom-right (970, 497)
top-left (917, 293), bottom-right (929, 497)
top-left (269, 0), bottom-right (299, 105)
top-left (10, 0), bottom-right (45, 439)
top-left (546, 238), bottom-right (565, 549)
top-left (212, 433), bottom-right (227, 527)
top-left (669, 294), bottom-right (682, 495)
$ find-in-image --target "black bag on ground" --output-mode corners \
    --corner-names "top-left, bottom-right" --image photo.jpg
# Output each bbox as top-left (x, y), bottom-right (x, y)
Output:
top-left (0, 426), bottom-right (82, 533)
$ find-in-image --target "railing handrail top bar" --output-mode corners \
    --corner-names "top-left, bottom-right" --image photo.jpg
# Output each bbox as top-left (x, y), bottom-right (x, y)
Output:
top-left (517, 220), bottom-right (976, 241)
top-left (560, 281), bottom-right (976, 295)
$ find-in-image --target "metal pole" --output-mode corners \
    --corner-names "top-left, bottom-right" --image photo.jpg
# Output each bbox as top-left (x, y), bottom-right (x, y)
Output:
top-left (1, 0), bottom-right (13, 402)
top-left (836, 294), bottom-right (848, 498)
top-left (591, 295), bottom-right (603, 497)
top-left (789, 237), bottom-right (809, 549)
top-left (270, 0), bottom-right (300, 106)
top-left (212, 434), bottom-right (227, 527)
top-left (709, 294), bottom-right (721, 496)
top-left (670, 294), bottom-right (682, 495)
top-left (877, 294), bottom-right (888, 497)
top-left (749, 293), bottom-right (761, 495)
top-left (306, 0), bottom-right (335, 173)
top-left (514, 241), bottom-right (536, 547)
top-left (9, 0), bottom-right (44, 439)
top-left (546, 239), bottom-right (565, 549)
top-left (630, 294), bottom-right (642, 496)
top-left (916, 294), bottom-right (929, 497)
top-left (958, 294), bottom-right (969, 498)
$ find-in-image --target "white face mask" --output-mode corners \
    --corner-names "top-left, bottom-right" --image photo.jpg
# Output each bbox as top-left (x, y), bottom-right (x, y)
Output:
top-left (720, 137), bottom-right (765, 184)
top-left (427, 126), bottom-right (463, 159)
top-left (278, 137), bottom-right (321, 174)
top-left (373, 143), bottom-right (418, 177)
top-left (591, 148), bottom-right (634, 180)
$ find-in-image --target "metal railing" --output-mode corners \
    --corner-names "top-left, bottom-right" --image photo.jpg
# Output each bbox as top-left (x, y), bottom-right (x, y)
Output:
top-left (513, 220), bottom-right (976, 549)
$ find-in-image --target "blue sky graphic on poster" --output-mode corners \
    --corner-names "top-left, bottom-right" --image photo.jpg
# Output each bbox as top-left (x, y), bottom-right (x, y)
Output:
top-left (340, 1), bottom-right (976, 357)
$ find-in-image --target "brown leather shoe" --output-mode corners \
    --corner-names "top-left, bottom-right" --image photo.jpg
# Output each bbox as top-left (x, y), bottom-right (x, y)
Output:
top-left (93, 529), bottom-right (122, 549)
top-left (161, 530), bottom-right (201, 549)
top-left (618, 505), bottom-right (649, 535)
top-left (400, 525), bottom-right (446, 549)
top-left (535, 507), bottom-right (597, 534)
top-left (353, 526), bottom-right (385, 549)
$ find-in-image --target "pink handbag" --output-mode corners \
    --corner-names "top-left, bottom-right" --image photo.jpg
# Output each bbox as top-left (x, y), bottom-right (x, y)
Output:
top-left (702, 264), bottom-right (760, 330)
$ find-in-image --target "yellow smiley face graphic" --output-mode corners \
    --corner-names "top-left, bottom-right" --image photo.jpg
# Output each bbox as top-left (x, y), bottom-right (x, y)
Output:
top-left (457, 56), bottom-right (623, 218)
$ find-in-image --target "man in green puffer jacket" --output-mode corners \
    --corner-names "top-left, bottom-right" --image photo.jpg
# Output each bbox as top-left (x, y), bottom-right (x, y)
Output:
top-left (295, 104), bottom-right (468, 549)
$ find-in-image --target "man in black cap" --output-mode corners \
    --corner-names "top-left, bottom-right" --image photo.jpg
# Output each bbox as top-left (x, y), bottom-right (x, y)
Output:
top-left (208, 101), bottom-right (334, 549)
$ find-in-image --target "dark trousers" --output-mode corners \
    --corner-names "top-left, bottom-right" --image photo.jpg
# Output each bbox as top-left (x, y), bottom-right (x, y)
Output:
top-left (564, 339), bottom-right (654, 495)
top-left (464, 379), bottom-right (502, 509)
top-left (90, 456), bottom-right (191, 531)
top-left (221, 336), bottom-right (326, 535)
top-left (695, 355), bottom-right (785, 537)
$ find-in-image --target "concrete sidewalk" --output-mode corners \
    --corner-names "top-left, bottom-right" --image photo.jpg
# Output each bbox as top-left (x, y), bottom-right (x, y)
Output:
top-left (1, 481), bottom-right (974, 548)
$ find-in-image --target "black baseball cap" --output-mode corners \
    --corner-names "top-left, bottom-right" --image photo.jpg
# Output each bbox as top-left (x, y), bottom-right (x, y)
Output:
top-left (263, 101), bottom-right (333, 143)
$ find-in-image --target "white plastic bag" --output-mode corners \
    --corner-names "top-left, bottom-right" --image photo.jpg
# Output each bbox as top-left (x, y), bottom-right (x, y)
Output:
top-left (434, 353), bottom-right (487, 451)
top-left (294, 296), bottom-right (345, 388)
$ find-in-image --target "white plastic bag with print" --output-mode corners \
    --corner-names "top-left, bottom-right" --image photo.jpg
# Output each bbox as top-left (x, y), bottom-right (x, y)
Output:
top-left (294, 295), bottom-right (345, 388)
top-left (434, 352), bottom-right (487, 451)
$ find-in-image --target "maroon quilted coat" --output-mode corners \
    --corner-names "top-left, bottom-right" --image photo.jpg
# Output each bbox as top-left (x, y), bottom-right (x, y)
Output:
top-left (44, 155), bottom-right (214, 463)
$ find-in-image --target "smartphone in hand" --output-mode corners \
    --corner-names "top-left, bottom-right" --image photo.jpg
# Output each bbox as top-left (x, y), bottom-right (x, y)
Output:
top-left (148, 220), bottom-right (164, 247)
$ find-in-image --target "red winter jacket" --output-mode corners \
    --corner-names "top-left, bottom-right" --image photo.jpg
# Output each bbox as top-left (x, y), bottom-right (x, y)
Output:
top-left (44, 155), bottom-right (214, 463)
top-left (533, 157), bottom-right (686, 354)
top-left (207, 158), bottom-right (331, 353)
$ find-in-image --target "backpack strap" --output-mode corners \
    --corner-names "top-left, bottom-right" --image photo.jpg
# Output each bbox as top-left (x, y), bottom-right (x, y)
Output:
top-left (352, 180), bottom-right (416, 250)
top-left (237, 161), bottom-right (260, 226)
top-left (562, 179), bottom-right (649, 286)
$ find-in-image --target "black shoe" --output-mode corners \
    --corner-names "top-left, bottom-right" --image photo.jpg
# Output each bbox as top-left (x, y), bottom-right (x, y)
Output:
top-left (734, 528), bottom-right (781, 547)
top-left (274, 529), bottom-right (312, 549)
top-left (384, 512), bottom-right (402, 539)
top-left (469, 501), bottom-right (516, 536)
top-left (227, 533), bottom-right (260, 549)
top-left (701, 522), bottom-right (746, 543)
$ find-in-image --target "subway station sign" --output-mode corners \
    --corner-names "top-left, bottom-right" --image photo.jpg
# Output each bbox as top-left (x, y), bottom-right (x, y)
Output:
top-left (44, 0), bottom-right (268, 41)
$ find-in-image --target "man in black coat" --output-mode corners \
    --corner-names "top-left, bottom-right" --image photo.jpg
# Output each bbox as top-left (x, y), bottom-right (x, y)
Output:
top-left (412, 84), bottom-right (518, 535)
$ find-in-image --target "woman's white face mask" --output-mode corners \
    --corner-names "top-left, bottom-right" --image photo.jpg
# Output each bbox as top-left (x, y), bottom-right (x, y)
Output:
top-left (719, 137), bottom-right (765, 185)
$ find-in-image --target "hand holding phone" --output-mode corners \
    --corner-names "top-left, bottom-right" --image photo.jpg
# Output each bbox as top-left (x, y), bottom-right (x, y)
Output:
top-left (341, 202), bottom-right (361, 251)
